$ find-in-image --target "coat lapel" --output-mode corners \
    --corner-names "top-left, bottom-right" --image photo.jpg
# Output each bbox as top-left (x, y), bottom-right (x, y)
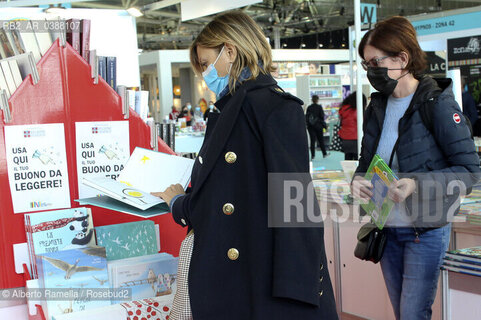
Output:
top-left (192, 74), bottom-right (277, 193)
top-left (192, 87), bottom-right (248, 193)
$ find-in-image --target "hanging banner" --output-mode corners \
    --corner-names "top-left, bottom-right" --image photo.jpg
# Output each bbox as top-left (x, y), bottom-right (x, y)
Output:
top-left (75, 121), bottom-right (130, 198)
top-left (411, 11), bottom-right (481, 37)
top-left (4, 123), bottom-right (71, 213)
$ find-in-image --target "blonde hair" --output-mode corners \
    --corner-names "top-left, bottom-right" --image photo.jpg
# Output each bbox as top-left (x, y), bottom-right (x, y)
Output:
top-left (189, 10), bottom-right (275, 94)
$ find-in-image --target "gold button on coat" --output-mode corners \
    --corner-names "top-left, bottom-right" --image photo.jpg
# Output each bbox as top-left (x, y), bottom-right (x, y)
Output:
top-left (225, 152), bottom-right (237, 164)
top-left (228, 248), bottom-right (239, 260)
top-left (223, 203), bottom-right (235, 215)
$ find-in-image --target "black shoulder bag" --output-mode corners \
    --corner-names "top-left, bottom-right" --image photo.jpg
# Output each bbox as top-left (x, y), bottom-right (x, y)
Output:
top-left (354, 223), bottom-right (387, 264)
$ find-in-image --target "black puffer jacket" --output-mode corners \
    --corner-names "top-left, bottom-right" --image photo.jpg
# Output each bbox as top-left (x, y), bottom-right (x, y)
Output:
top-left (355, 76), bottom-right (481, 228)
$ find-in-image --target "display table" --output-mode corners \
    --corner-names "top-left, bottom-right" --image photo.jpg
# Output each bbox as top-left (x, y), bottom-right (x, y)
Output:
top-left (175, 133), bottom-right (204, 153)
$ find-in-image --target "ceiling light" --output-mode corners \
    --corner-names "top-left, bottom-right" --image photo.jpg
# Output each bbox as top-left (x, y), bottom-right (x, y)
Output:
top-left (127, 7), bottom-right (143, 17)
top-left (43, 5), bottom-right (65, 14)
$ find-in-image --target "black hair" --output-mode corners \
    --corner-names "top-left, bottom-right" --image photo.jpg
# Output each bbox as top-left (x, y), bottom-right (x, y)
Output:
top-left (341, 91), bottom-right (367, 110)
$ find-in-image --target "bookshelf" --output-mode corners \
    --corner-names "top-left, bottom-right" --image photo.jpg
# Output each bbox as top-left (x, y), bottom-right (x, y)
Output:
top-left (0, 40), bottom-right (186, 320)
top-left (296, 74), bottom-right (343, 122)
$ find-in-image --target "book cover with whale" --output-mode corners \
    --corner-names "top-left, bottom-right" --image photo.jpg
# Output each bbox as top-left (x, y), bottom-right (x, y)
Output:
top-left (95, 221), bottom-right (158, 261)
top-left (25, 207), bottom-right (96, 278)
top-left (37, 246), bottom-right (110, 320)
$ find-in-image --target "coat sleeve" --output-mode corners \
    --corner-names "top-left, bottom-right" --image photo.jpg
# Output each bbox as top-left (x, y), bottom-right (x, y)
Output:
top-left (261, 100), bottom-right (323, 307)
top-left (413, 96), bottom-right (481, 197)
top-left (171, 192), bottom-right (193, 228)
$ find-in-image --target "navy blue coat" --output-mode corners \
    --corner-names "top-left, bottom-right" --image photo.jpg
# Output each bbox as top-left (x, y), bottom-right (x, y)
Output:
top-left (355, 76), bottom-right (480, 228)
top-left (172, 74), bottom-right (337, 319)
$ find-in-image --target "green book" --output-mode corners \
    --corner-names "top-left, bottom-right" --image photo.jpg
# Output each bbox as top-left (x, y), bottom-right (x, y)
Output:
top-left (360, 154), bottom-right (398, 229)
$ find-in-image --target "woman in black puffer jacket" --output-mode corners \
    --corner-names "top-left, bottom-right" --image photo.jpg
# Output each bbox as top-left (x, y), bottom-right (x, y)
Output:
top-left (351, 16), bottom-right (480, 320)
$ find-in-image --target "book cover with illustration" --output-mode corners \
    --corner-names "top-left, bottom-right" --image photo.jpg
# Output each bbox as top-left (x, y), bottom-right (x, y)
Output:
top-left (37, 247), bottom-right (111, 320)
top-left (361, 154), bottom-right (398, 229)
top-left (25, 207), bottom-right (96, 278)
top-left (446, 246), bottom-right (481, 264)
top-left (111, 255), bottom-right (178, 303)
top-left (79, 147), bottom-right (194, 211)
top-left (95, 221), bottom-right (158, 261)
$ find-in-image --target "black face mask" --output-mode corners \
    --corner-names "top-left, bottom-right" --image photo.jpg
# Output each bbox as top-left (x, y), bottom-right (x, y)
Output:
top-left (367, 67), bottom-right (399, 96)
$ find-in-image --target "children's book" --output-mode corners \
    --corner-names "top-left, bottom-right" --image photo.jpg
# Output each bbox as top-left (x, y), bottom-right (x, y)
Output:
top-left (360, 154), bottom-right (398, 229)
top-left (95, 221), bottom-right (158, 261)
top-left (79, 147), bottom-right (194, 211)
top-left (25, 207), bottom-right (96, 278)
top-left (37, 247), bottom-right (111, 320)
top-left (76, 196), bottom-right (169, 218)
top-left (109, 254), bottom-right (178, 304)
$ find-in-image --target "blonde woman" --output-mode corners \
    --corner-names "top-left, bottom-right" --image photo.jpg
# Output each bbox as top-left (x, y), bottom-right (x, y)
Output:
top-left (154, 10), bottom-right (337, 320)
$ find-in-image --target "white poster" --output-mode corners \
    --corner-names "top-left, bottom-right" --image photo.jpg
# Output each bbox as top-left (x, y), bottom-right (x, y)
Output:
top-left (4, 123), bottom-right (71, 213)
top-left (75, 121), bottom-right (130, 198)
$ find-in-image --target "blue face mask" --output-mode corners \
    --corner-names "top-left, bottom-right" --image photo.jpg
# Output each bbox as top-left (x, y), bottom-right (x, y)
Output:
top-left (202, 46), bottom-right (231, 97)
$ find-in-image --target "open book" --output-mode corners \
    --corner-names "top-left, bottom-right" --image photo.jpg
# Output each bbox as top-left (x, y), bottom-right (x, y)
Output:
top-left (78, 147), bottom-right (194, 216)
top-left (360, 154), bottom-right (398, 229)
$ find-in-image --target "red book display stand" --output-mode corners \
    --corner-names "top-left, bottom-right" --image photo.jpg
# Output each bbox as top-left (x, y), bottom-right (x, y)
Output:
top-left (0, 40), bottom-right (186, 296)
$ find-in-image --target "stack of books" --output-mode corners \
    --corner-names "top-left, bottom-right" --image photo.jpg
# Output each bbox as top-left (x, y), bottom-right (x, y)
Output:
top-left (460, 183), bottom-right (481, 206)
top-left (311, 170), bottom-right (352, 204)
top-left (313, 179), bottom-right (351, 204)
top-left (458, 183), bottom-right (481, 225)
top-left (25, 207), bottom-right (179, 318)
top-left (443, 246), bottom-right (481, 277)
top-left (158, 122), bottom-right (176, 151)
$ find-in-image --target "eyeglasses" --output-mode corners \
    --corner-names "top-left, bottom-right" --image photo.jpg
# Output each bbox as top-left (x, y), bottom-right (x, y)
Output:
top-left (361, 56), bottom-right (390, 71)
